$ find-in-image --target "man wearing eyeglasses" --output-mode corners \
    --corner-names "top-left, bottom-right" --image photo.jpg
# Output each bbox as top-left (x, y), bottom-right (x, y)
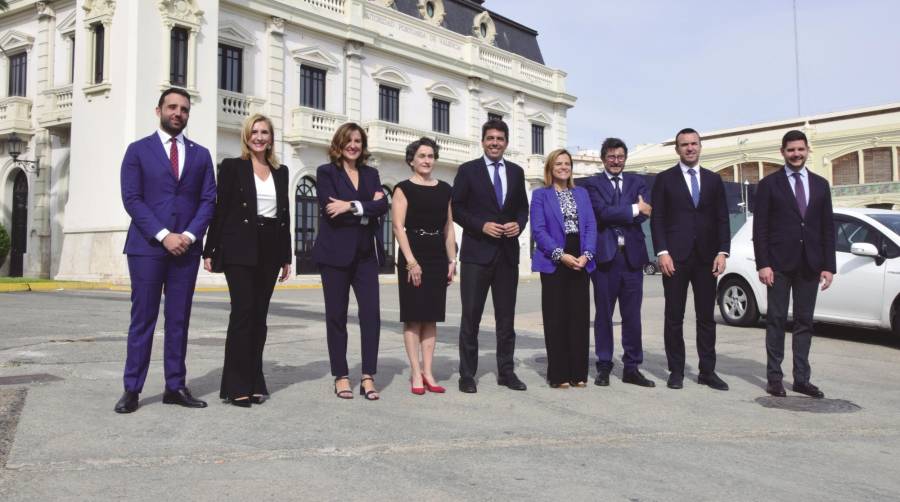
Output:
top-left (580, 138), bottom-right (655, 388)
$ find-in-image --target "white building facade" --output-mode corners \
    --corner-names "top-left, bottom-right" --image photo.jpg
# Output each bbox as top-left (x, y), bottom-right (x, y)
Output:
top-left (0, 0), bottom-right (575, 281)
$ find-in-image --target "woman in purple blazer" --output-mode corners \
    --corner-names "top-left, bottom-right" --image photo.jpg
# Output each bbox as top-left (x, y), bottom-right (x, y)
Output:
top-left (530, 149), bottom-right (597, 388)
top-left (312, 123), bottom-right (388, 400)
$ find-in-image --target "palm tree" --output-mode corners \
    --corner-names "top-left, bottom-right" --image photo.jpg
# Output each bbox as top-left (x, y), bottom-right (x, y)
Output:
top-left (0, 1), bottom-right (8, 11)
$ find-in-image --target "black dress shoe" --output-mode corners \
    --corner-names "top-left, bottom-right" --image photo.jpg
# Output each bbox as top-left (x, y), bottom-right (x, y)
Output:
top-left (163, 388), bottom-right (208, 408)
top-left (793, 381), bottom-right (824, 398)
top-left (667, 373), bottom-right (684, 389)
top-left (594, 371), bottom-right (610, 387)
top-left (698, 372), bottom-right (729, 391)
top-left (458, 377), bottom-right (477, 394)
top-left (497, 373), bottom-right (527, 391)
top-left (622, 369), bottom-right (656, 388)
top-left (766, 381), bottom-right (787, 397)
top-left (250, 395), bottom-right (267, 404)
top-left (230, 398), bottom-right (251, 408)
top-left (114, 391), bottom-right (139, 414)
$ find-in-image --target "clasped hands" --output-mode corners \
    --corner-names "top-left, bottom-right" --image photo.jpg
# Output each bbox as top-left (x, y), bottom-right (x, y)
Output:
top-left (758, 266), bottom-right (833, 291)
top-left (657, 253), bottom-right (727, 278)
top-left (560, 253), bottom-right (589, 271)
top-left (482, 221), bottom-right (520, 238)
top-left (163, 233), bottom-right (192, 256)
top-left (326, 190), bottom-right (384, 218)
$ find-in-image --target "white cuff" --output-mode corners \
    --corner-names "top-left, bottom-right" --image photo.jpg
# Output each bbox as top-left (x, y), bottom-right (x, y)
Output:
top-left (656, 250), bottom-right (669, 257)
top-left (718, 251), bottom-right (729, 257)
top-left (631, 204), bottom-right (639, 218)
top-left (351, 201), bottom-right (363, 216)
top-left (155, 229), bottom-right (170, 242)
top-left (183, 231), bottom-right (196, 244)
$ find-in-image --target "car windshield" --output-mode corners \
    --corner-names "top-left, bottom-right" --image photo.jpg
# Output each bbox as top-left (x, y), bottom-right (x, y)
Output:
top-left (870, 213), bottom-right (900, 238)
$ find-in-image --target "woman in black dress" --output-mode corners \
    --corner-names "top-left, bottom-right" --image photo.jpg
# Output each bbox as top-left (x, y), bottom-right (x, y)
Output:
top-left (391, 138), bottom-right (456, 395)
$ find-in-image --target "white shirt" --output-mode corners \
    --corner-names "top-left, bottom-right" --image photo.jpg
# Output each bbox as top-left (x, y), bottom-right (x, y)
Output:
top-left (483, 155), bottom-right (507, 204)
top-left (255, 172), bottom-right (277, 218)
top-left (154, 129), bottom-right (195, 244)
top-left (604, 170), bottom-right (639, 218)
top-left (785, 165), bottom-right (810, 201)
top-left (679, 162), bottom-right (701, 194)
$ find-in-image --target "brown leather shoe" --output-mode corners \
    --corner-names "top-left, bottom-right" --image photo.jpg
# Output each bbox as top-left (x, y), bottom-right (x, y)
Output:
top-left (766, 380), bottom-right (787, 397)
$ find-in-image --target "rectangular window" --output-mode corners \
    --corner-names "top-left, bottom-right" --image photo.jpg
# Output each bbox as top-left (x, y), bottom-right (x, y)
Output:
top-left (170, 27), bottom-right (189, 87)
top-left (531, 124), bottom-right (545, 155)
top-left (92, 23), bottom-right (104, 84)
top-left (864, 147), bottom-right (893, 183)
top-left (488, 112), bottom-right (503, 122)
top-left (432, 99), bottom-right (450, 134)
top-left (300, 65), bottom-right (326, 110)
top-left (8, 52), bottom-right (27, 96)
top-left (218, 44), bottom-right (243, 93)
top-left (378, 85), bottom-right (399, 123)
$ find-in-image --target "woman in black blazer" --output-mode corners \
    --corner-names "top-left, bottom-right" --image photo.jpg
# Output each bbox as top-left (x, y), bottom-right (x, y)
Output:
top-left (202, 113), bottom-right (292, 407)
top-left (312, 122), bottom-right (388, 400)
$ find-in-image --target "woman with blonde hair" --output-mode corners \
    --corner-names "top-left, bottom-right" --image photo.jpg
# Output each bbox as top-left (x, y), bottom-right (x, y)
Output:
top-left (203, 113), bottom-right (292, 407)
top-left (529, 148), bottom-right (596, 388)
top-left (312, 123), bottom-right (388, 400)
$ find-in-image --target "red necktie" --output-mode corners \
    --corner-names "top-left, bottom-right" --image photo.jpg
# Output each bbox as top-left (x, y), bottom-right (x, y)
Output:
top-left (169, 137), bottom-right (179, 179)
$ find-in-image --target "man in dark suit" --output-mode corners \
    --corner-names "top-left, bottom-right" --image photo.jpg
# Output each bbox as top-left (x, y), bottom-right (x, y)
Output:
top-left (452, 119), bottom-right (529, 393)
top-left (581, 138), bottom-right (654, 388)
top-left (753, 130), bottom-right (835, 398)
top-left (116, 88), bottom-right (217, 413)
top-left (650, 128), bottom-right (731, 391)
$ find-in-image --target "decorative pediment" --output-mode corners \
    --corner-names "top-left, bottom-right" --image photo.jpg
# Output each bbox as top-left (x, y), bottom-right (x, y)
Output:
top-left (218, 20), bottom-right (255, 48)
top-left (157, 0), bottom-right (204, 29)
top-left (528, 111), bottom-right (552, 125)
top-left (82, 0), bottom-right (116, 23)
top-left (0, 30), bottom-right (35, 53)
top-left (372, 66), bottom-right (410, 88)
top-left (425, 82), bottom-right (460, 102)
top-left (291, 46), bottom-right (340, 71)
top-left (472, 11), bottom-right (496, 45)
top-left (481, 98), bottom-right (511, 116)
top-left (57, 10), bottom-right (78, 35)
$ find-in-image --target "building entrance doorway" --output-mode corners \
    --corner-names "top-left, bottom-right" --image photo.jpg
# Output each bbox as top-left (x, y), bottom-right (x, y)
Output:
top-left (10, 170), bottom-right (27, 277)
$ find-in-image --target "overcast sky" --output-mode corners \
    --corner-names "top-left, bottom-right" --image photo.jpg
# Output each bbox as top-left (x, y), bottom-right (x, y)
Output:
top-left (487, 0), bottom-right (900, 150)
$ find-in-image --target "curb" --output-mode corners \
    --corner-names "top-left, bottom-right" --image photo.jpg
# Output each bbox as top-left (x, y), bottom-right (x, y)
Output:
top-left (0, 281), bottom-right (117, 293)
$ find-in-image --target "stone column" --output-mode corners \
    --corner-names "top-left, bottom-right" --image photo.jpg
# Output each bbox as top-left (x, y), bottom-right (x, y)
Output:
top-left (513, 91), bottom-right (526, 161)
top-left (344, 40), bottom-right (364, 122)
top-left (467, 77), bottom-right (481, 156)
top-left (267, 17), bottom-right (286, 161)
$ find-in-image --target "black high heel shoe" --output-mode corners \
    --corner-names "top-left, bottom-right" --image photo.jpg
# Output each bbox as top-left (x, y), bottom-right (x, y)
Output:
top-left (250, 394), bottom-right (267, 404)
top-left (359, 376), bottom-right (380, 401)
top-left (334, 376), bottom-right (353, 400)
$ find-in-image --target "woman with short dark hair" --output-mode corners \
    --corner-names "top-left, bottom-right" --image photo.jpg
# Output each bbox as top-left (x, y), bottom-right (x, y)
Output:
top-left (392, 137), bottom-right (456, 395)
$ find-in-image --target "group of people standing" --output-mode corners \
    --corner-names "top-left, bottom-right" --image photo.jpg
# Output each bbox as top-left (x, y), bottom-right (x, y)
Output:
top-left (114, 87), bottom-right (835, 414)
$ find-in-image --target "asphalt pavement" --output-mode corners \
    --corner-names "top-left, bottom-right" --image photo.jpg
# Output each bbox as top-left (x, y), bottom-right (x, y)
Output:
top-left (1, 276), bottom-right (899, 501)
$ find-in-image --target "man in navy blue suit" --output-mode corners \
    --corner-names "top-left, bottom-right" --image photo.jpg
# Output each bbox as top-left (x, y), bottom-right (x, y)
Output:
top-left (581, 138), bottom-right (655, 388)
top-left (650, 128), bottom-right (731, 391)
top-left (452, 119), bottom-right (529, 393)
top-left (753, 130), bottom-right (835, 399)
top-left (115, 88), bottom-right (216, 413)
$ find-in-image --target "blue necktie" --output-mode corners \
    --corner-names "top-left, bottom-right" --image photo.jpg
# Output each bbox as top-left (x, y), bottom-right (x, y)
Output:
top-left (492, 162), bottom-right (504, 208)
top-left (688, 168), bottom-right (700, 207)
top-left (792, 172), bottom-right (807, 218)
top-left (611, 175), bottom-right (621, 205)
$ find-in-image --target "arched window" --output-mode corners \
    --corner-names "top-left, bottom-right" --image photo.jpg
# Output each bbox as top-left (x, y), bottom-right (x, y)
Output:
top-left (379, 185), bottom-right (395, 274)
top-left (739, 162), bottom-right (759, 184)
top-left (832, 152), bottom-right (859, 186)
top-left (762, 162), bottom-right (781, 178)
top-left (294, 176), bottom-right (318, 274)
top-left (10, 170), bottom-right (28, 277)
top-left (863, 147), bottom-right (893, 183)
top-left (717, 165), bottom-right (735, 182)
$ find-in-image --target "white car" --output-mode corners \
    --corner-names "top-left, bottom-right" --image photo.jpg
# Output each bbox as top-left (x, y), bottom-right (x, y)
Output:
top-left (717, 207), bottom-right (900, 336)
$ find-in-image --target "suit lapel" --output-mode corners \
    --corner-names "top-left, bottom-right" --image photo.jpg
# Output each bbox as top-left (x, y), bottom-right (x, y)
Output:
top-left (181, 137), bottom-right (197, 184)
top-left (240, 159), bottom-right (258, 217)
top-left (147, 134), bottom-right (176, 182)
top-left (547, 188), bottom-right (564, 229)
top-left (596, 173), bottom-right (614, 203)
top-left (672, 166), bottom-right (695, 208)
top-left (775, 170), bottom-right (800, 217)
top-left (479, 159), bottom-right (502, 210)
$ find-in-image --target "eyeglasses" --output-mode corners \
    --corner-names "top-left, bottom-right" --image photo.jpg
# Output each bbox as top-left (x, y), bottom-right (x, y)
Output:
top-left (605, 155), bottom-right (626, 161)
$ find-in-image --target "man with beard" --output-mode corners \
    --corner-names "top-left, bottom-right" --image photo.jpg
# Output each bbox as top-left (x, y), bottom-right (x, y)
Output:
top-left (753, 129), bottom-right (835, 398)
top-left (115, 88), bottom-right (217, 413)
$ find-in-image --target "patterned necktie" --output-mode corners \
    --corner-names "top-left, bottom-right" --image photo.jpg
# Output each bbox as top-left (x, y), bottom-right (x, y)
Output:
top-left (611, 175), bottom-right (621, 205)
top-left (492, 162), bottom-right (503, 208)
top-left (169, 137), bottom-right (179, 180)
top-left (792, 172), bottom-right (807, 218)
top-left (688, 168), bottom-right (700, 207)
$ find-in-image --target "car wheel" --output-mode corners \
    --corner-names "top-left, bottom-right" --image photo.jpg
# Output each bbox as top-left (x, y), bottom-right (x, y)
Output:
top-left (642, 262), bottom-right (658, 275)
top-left (892, 301), bottom-right (900, 338)
top-left (718, 276), bottom-right (759, 326)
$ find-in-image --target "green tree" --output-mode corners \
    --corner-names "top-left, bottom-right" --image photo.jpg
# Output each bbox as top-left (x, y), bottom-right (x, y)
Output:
top-left (0, 1), bottom-right (8, 12)
top-left (0, 223), bottom-right (10, 267)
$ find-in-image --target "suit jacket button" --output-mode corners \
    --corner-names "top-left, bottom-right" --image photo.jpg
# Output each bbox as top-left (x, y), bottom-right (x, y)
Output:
top-left (243, 219), bottom-right (249, 224)
top-left (242, 202), bottom-right (248, 207)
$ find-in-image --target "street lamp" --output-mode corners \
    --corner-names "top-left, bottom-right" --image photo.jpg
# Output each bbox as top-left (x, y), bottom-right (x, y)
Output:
top-left (5, 133), bottom-right (39, 177)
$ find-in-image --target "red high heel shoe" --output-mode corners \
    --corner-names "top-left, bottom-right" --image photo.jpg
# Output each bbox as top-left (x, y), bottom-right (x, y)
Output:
top-left (422, 374), bottom-right (446, 393)
top-left (411, 376), bottom-right (425, 395)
